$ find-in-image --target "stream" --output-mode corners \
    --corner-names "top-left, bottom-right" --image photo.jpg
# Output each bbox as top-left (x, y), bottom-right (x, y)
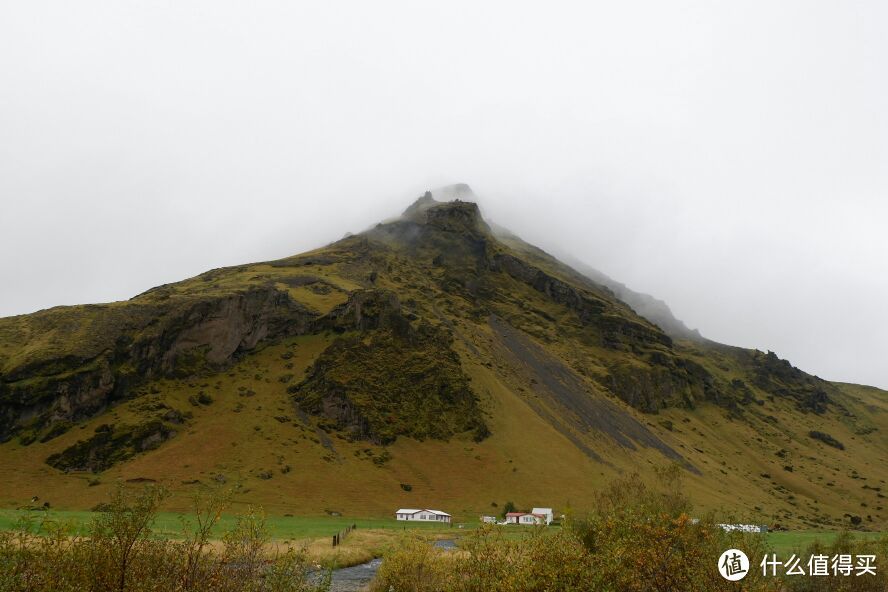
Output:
top-left (327, 557), bottom-right (383, 592)
top-left (327, 539), bottom-right (456, 592)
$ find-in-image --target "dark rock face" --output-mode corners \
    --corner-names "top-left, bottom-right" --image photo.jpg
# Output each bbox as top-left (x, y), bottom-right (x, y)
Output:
top-left (604, 361), bottom-right (711, 413)
top-left (402, 189), bottom-right (490, 237)
top-left (294, 316), bottom-right (488, 445)
top-left (46, 420), bottom-right (177, 473)
top-left (313, 289), bottom-right (408, 334)
top-left (0, 286), bottom-right (316, 441)
top-left (424, 201), bottom-right (490, 236)
top-left (747, 350), bottom-right (835, 413)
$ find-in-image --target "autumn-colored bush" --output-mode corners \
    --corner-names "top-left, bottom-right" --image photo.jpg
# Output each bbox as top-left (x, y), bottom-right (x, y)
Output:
top-left (567, 466), bottom-right (778, 592)
top-left (370, 535), bottom-right (458, 592)
top-left (0, 484), bottom-right (330, 592)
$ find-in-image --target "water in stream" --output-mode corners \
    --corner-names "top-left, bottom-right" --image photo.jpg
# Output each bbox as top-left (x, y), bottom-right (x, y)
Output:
top-left (327, 539), bottom-right (456, 591)
top-left (328, 557), bottom-right (382, 592)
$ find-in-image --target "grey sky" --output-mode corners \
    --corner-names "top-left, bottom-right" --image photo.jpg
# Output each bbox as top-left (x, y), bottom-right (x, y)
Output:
top-left (1, 1), bottom-right (886, 389)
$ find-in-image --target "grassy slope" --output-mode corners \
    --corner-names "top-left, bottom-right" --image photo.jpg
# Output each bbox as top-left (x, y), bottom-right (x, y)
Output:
top-left (2, 328), bottom-right (882, 530)
top-left (0, 202), bottom-right (885, 533)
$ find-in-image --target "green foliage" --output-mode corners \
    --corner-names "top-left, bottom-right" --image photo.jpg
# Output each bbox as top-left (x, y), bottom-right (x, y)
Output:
top-left (501, 501), bottom-right (516, 518)
top-left (91, 483), bottom-right (170, 592)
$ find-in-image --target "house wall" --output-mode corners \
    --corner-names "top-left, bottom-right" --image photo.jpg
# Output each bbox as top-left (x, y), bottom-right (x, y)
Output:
top-left (396, 512), bottom-right (451, 522)
top-left (532, 509), bottom-right (554, 524)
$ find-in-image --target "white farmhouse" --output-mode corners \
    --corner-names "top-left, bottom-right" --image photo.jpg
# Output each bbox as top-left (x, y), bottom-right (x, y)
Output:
top-left (531, 507), bottom-right (554, 525)
top-left (480, 515), bottom-right (497, 524)
top-left (718, 523), bottom-right (768, 533)
top-left (505, 512), bottom-right (546, 525)
top-left (395, 508), bottom-right (452, 523)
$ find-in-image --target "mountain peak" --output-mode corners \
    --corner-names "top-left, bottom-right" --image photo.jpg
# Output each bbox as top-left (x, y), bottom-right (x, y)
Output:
top-left (401, 184), bottom-right (489, 235)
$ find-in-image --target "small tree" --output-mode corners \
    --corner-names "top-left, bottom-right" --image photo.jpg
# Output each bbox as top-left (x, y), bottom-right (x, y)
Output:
top-left (222, 507), bottom-right (269, 583)
top-left (91, 483), bottom-right (169, 592)
top-left (178, 485), bottom-right (233, 590)
top-left (501, 501), bottom-right (516, 518)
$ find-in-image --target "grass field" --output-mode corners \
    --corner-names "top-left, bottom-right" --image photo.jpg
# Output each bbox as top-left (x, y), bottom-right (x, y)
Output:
top-left (0, 509), bottom-right (463, 569)
top-left (0, 509), bottom-right (457, 540)
top-left (764, 530), bottom-right (886, 554)
top-left (2, 508), bottom-right (882, 554)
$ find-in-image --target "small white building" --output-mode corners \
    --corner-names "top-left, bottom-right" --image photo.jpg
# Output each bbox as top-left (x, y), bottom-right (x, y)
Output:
top-left (531, 507), bottom-right (554, 525)
top-left (480, 515), bottom-right (498, 524)
top-left (395, 508), bottom-right (452, 523)
top-left (505, 512), bottom-right (546, 525)
top-left (718, 523), bottom-right (768, 533)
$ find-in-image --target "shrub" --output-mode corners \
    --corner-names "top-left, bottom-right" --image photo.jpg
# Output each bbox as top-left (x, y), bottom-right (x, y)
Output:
top-left (809, 430), bottom-right (845, 450)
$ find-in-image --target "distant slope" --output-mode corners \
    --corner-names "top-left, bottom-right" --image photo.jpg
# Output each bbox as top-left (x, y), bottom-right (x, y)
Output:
top-left (569, 261), bottom-right (704, 342)
top-left (488, 221), bottom-right (702, 342)
top-left (0, 186), bottom-right (884, 530)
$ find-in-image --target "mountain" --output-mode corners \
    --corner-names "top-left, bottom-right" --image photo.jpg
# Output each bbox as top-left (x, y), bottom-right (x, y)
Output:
top-left (0, 186), bottom-right (885, 530)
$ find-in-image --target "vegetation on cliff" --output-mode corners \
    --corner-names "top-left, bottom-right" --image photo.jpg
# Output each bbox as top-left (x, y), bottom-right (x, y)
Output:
top-left (293, 321), bottom-right (488, 445)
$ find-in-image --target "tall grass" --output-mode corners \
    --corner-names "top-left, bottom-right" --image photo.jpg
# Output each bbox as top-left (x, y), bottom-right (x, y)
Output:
top-left (0, 484), bottom-right (331, 592)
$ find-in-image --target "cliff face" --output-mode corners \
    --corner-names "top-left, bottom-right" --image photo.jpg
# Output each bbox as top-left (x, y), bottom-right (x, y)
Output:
top-left (0, 286), bottom-right (317, 441)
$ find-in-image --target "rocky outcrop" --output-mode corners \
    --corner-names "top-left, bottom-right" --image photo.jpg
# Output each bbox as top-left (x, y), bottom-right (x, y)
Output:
top-left (746, 350), bottom-right (835, 413)
top-left (130, 286), bottom-right (312, 376)
top-left (46, 420), bottom-right (178, 473)
top-left (312, 289), bottom-right (408, 334)
top-left (294, 317), bottom-right (488, 445)
top-left (604, 359), bottom-right (716, 413)
top-left (424, 201), bottom-right (491, 236)
top-left (402, 189), bottom-right (491, 237)
top-left (0, 286), bottom-right (317, 442)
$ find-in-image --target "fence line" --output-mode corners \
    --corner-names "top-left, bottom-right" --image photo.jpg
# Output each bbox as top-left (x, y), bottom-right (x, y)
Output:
top-left (332, 523), bottom-right (357, 547)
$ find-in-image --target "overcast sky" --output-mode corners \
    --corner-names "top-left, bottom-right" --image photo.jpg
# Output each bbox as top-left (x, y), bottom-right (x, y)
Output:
top-left (1, 1), bottom-right (886, 389)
